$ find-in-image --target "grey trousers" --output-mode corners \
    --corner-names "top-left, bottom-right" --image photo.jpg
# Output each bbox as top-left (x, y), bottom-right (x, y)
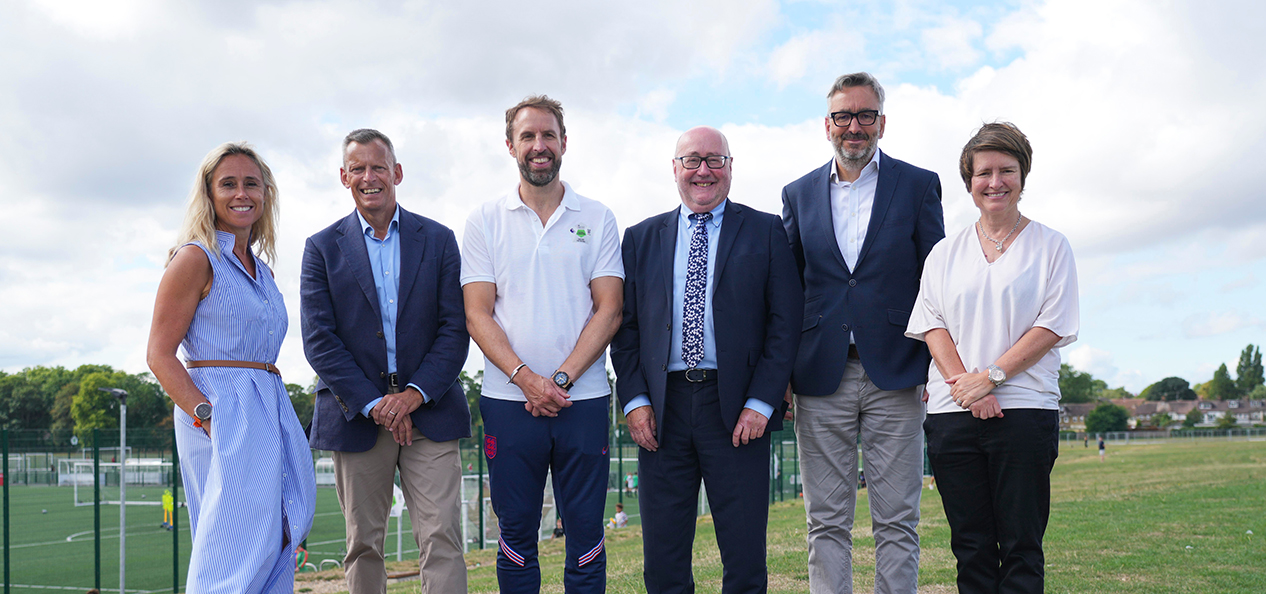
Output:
top-left (333, 426), bottom-right (467, 594)
top-left (795, 359), bottom-right (924, 594)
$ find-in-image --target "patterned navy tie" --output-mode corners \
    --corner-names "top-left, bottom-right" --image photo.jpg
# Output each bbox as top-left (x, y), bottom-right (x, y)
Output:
top-left (682, 212), bottom-right (712, 368)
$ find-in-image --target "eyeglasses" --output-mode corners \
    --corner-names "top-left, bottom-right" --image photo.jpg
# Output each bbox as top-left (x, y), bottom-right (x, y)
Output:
top-left (829, 110), bottom-right (881, 127)
top-left (675, 155), bottom-right (732, 170)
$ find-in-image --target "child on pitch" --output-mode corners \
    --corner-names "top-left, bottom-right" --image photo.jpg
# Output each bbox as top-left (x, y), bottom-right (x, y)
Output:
top-left (161, 489), bottom-right (174, 530)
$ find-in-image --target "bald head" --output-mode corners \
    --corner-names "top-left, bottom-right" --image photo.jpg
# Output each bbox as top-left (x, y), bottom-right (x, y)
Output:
top-left (675, 126), bottom-right (730, 158)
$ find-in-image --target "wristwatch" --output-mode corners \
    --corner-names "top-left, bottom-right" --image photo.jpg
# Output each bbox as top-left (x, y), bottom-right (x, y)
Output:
top-left (552, 370), bottom-right (574, 391)
top-left (193, 402), bottom-right (213, 426)
top-left (986, 365), bottom-right (1007, 387)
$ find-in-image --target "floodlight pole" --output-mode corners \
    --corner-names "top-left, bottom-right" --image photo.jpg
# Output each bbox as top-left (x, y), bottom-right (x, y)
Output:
top-left (100, 388), bottom-right (128, 594)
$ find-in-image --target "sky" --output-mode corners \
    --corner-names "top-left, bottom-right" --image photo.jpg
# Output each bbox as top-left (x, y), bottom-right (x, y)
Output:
top-left (1, 0), bottom-right (1264, 395)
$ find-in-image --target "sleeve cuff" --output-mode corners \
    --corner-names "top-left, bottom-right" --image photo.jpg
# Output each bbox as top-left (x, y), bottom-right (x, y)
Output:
top-left (361, 397), bottom-right (383, 417)
top-left (743, 398), bottom-right (773, 420)
top-left (623, 395), bottom-right (651, 416)
top-left (408, 383), bottom-right (431, 404)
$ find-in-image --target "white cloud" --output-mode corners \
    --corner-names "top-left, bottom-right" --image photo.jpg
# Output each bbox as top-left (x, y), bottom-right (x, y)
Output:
top-left (1182, 310), bottom-right (1262, 338)
top-left (920, 16), bottom-right (983, 70)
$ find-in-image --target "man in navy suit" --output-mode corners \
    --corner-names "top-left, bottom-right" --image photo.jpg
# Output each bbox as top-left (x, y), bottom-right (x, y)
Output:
top-left (301, 129), bottom-right (470, 594)
top-left (781, 73), bottom-right (945, 594)
top-left (612, 126), bottom-right (802, 593)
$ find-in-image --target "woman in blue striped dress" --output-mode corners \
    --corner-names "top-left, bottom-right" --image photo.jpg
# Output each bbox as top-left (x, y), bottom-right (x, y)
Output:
top-left (147, 142), bottom-right (316, 594)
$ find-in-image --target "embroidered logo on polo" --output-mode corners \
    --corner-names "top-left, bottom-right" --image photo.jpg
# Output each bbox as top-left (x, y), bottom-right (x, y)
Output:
top-left (569, 223), bottom-right (590, 243)
top-left (681, 212), bottom-right (712, 368)
top-left (484, 434), bottom-right (497, 459)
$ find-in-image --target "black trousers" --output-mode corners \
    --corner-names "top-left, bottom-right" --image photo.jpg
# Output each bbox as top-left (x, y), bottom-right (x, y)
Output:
top-left (924, 409), bottom-right (1059, 594)
top-left (640, 375), bottom-right (770, 594)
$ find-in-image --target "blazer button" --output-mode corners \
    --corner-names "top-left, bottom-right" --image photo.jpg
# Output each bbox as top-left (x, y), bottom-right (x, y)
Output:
top-left (666, 323), bottom-right (671, 331)
top-left (662, 364), bottom-right (667, 371)
top-left (377, 331), bottom-right (385, 338)
top-left (380, 372), bottom-right (387, 378)
top-left (842, 324), bottom-right (850, 332)
top-left (848, 279), bottom-right (858, 287)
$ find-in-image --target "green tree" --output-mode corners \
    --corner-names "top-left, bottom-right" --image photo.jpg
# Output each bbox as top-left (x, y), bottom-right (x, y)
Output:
top-left (286, 383), bottom-right (314, 428)
top-left (1101, 387), bottom-right (1135, 400)
top-left (458, 370), bottom-right (484, 428)
top-left (1205, 363), bottom-right (1240, 400)
top-left (1248, 384), bottom-right (1266, 400)
top-left (1235, 344), bottom-right (1263, 394)
top-left (1215, 410), bottom-right (1240, 430)
top-left (1148, 412), bottom-right (1173, 429)
top-left (1085, 402), bottom-right (1129, 434)
top-left (1141, 377), bottom-right (1197, 401)
top-left (71, 370), bottom-right (172, 443)
top-left (1058, 364), bottom-right (1102, 403)
top-left (1183, 407), bottom-right (1203, 427)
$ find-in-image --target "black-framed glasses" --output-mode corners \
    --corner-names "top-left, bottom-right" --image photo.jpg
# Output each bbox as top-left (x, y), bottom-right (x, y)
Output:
top-left (829, 110), bottom-right (881, 127)
top-left (675, 155), bottom-right (732, 170)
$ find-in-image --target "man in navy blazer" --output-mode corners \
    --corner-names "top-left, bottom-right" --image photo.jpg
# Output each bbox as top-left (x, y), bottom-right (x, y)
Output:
top-left (612, 126), bottom-right (802, 593)
top-left (301, 129), bottom-right (470, 594)
top-left (781, 73), bottom-right (944, 594)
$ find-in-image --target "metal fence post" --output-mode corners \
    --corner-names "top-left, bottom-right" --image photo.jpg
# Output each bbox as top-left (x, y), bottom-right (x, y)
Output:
top-left (617, 427), bottom-right (624, 505)
top-left (4, 429), bottom-right (10, 594)
top-left (172, 433), bottom-right (180, 594)
top-left (94, 428), bottom-right (101, 592)
top-left (477, 427), bottom-right (485, 550)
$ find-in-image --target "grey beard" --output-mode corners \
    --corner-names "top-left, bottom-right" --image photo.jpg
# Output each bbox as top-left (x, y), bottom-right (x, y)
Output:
top-left (834, 143), bottom-right (875, 171)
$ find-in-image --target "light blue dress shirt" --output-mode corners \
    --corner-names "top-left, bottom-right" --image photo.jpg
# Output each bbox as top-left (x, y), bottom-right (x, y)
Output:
top-left (623, 200), bottom-right (774, 420)
top-left (357, 207), bottom-right (429, 417)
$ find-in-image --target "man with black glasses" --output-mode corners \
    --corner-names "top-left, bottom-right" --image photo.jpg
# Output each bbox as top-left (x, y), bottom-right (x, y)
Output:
top-left (781, 73), bottom-right (945, 594)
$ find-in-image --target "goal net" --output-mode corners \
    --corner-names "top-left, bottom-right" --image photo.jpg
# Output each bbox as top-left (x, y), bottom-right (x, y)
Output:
top-left (59, 459), bottom-right (173, 507)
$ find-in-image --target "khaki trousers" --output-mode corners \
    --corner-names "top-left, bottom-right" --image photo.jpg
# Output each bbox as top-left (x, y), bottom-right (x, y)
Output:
top-left (333, 426), bottom-right (466, 594)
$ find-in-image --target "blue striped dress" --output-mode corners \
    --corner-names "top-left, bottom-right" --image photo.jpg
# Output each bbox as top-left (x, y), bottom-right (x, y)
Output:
top-left (175, 231), bottom-right (316, 594)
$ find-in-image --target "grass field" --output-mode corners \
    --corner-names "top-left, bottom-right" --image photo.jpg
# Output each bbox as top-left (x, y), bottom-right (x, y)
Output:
top-left (5, 438), bottom-right (1262, 593)
top-left (365, 437), bottom-right (1264, 594)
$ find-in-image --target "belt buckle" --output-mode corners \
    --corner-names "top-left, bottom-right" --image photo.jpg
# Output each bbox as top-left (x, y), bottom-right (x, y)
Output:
top-left (388, 373), bottom-right (400, 390)
top-left (684, 368), bottom-right (709, 383)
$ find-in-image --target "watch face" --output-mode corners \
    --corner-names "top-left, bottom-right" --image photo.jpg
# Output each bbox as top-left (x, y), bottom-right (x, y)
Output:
top-left (553, 372), bottom-right (569, 387)
top-left (988, 367), bottom-right (1005, 384)
top-left (194, 402), bottom-right (212, 420)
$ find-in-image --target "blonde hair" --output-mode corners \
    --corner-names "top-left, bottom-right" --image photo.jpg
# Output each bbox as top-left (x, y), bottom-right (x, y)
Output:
top-left (168, 142), bottom-right (280, 265)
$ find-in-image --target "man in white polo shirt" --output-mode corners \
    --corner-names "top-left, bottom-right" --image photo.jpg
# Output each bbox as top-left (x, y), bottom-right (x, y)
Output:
top-left (461, 95), bottom-right (624, 594)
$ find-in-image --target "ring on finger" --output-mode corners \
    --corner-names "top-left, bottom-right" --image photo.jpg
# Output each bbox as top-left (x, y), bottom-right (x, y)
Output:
top-left (389, 411), bottom-right (397, 416)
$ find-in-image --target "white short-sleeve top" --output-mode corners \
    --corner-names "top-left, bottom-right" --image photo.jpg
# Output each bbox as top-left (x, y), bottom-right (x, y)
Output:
top-left (461, 181), bottom-right (625, 401)
top-left (906, 219), bottom-right (1079, 414)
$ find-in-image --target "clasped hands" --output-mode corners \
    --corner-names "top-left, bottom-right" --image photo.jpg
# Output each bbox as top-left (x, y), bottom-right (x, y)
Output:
top-left (513, 370), bottom-right (572, 418)
top-left (371, 387), bottom-right (424, 445)
top-left (945, 369), bottom-right (1004, 420)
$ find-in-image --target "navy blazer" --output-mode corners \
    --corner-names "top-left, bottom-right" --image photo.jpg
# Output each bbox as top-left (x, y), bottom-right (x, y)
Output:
top-left (301, 207), bottom-right (471, 452)
top-left (611, 201), bottom-right (803, 433)
top-left (781, 151), bottom-right (944, 394)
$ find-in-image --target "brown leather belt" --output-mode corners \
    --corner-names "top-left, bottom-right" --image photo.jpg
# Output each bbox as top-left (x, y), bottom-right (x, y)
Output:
top-left (187, 360), bottom-right (281, 376)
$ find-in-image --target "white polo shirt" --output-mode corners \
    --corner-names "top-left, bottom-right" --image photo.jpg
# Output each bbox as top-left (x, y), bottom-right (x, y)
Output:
top-left (461, 181), bottom-right (624, 401)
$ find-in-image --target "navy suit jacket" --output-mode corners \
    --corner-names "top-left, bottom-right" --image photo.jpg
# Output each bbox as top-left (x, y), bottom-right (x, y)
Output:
top-left (611, 201), bottom-right (803, 433)
top-left (301, 207), bottom-right (470, 452)
top-left (781, 151), bottom-right (944, 394)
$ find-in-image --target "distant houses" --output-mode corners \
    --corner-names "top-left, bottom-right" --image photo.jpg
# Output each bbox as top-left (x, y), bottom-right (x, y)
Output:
top-left (1059, 399), bottom-right (1266, 431)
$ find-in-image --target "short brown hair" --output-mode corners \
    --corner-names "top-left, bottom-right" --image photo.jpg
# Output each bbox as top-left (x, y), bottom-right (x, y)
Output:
top-left (505, 95), bottom-right (566, 141)
top-left (959, 122), bottom-right (1033, 192)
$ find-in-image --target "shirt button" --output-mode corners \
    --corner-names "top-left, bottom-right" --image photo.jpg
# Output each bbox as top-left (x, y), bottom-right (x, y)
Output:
top-left (849, 279), bottom-right (858, 287)
top-left (268, 330), bottom-right (274, 335)
top-left (389, 299), bottom-right (394, 304)
top-left (263, 299), bottom-right (268, 304)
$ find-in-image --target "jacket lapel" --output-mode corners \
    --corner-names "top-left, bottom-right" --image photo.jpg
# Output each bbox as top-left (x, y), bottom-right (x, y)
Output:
top-left (713, 200), bottom-right (743, 286)
top-left (814, 160), bottom-right (850, 273)
top-left (335, 211), bottom-right (383, 321)
top-left (397, 208), bottom-right (427, 310)
top-left (658, 209), bottom-right (677, 314)
top-left (856, 150), bottom-right (897, 269)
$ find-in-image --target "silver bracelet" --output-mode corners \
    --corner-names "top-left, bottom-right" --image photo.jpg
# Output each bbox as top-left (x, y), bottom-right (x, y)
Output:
top-left (506, 363), bottom-right (527, 385)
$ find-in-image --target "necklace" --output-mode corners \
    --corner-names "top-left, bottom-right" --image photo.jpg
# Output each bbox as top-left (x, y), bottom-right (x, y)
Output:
top-left (978, 213), bottom-right (1022, 252)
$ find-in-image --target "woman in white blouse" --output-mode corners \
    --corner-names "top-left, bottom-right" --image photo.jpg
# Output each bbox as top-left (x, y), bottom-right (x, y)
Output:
top-left (906, 122), bottom-right (1078, 594)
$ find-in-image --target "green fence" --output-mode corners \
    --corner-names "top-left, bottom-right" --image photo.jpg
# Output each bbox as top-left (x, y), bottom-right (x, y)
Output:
top-left (0, 426), bottom-right (803, 593)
